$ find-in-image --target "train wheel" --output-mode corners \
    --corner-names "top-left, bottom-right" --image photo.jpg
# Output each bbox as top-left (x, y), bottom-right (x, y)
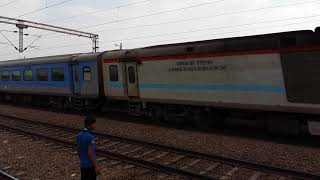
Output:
top-left (193, 109), bottom-right (212, 130)
top-left (151, 105), bottom-right (164, 124)
top-left (184, 106), bottom-right (193, 124)
top-left (23, 96), bottom-right (32, 105)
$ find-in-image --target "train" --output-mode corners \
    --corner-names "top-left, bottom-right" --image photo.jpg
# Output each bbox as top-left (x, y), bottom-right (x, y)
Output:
top-left (1, 28), bottom-right (320, 135)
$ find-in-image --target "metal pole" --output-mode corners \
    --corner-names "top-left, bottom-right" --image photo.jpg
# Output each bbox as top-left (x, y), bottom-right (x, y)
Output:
top-left (92, 35), bottom-right (99, 53)
top-left (1, 16), bottom-right (99, 53)
top-left (16, 24), bottom-right (28, 53)
top-left (18, 27), bottom-right (23, 53)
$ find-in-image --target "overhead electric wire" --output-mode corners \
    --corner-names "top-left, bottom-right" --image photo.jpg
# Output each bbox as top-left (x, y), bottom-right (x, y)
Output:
top-left (0, 0), bottom-right (74, 40)
top-left (23, 35), bottom-right (42, 51)
top-left (0, 0), bottom-right (17, 8)
top-left (38, 0), bottom-right (228, 37)
top-left (79, 0), bottom-right (320, 29)
top-left (40, 0), bottom-right (320, 39)
top-left (6, 0), bottom-right (312, 42)
top-left (9, 17), bottom-right (320, 55)
top-left (0, 31), bottom-right (18, 50)
top-left (103, 18), bottom-right (320, 49)
top-left (40, 0), bottom-right (151, 23)
top-left (0, 0), bottom-right (13, 3)
top-left (0, 41), bottom-right (11, 45)
top-left (95, 0), bottom-right (320, 33)
top-left (1, 0), bottom-right (319, 57)
top-left (0, 0), bottom-right (76, 54)
top-left (2, 12), bottom-right (320, 56)
top-left (0, 29), bottom-right (15, 33)
top-left (77, 0), bottom-right (227, 30)
top-left (102, 15), bottom-right (320, 43)
top-left (48, 0), bottom-right (225, 27)
top-left (15, 0), bottom-right (72, 18)
top-left (41, 12), bottom-right (320, 45)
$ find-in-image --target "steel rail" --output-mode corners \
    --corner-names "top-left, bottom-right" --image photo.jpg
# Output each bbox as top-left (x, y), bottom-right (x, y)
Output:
top-left (0, 113), bottom-right (319, 179)
top-left (0, 170), bottom-right (19, 180)
top-left (0, 115), bottom-right (215, 179)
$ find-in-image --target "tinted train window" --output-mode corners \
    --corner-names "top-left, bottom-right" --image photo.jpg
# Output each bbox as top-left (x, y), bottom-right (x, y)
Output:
top-left (1, 71), bottom-right (9, 81)
top-left (83, 67), bottom-right (91, 81)
top-left (52, 68), bottom-right (64, 81)
top-left (24, 70), bottom-right (33, 81)
top-left (12, 71), bottom-right (21, 81)
top-left (128, 67), bottom-right (135, 83)
top-left (280, 37), bottom-right (296, 48)
top-left (109, 65), bottom-right (118, 82)
top-left (36, 68), bottom-right (48, 81)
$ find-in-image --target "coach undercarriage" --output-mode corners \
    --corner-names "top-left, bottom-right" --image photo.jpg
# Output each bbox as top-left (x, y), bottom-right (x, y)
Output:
top-left (0, 91), bottom-right (319, 135)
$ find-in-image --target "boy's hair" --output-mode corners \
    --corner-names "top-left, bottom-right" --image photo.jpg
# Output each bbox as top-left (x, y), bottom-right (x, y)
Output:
top-left (84, 115), bottom-right (96, 128)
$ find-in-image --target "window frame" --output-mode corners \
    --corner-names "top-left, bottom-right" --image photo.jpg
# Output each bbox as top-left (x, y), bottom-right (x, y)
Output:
top-left (36, 68), bottom-right (49, 81)
top-left (109, 65), bottom-right (118, 82)
top-left (12, 70), bottom-right (21, 81)
top-left (51, 68), bottom-right (65, 81)
top-left (23, 69), bottom-right (33, 81)
top-left (1, 71), bottom-right (10, 81)
top-left (128, 66), bottom-right (136, 84)
top-left (83, 66), bottom-right (91, 81)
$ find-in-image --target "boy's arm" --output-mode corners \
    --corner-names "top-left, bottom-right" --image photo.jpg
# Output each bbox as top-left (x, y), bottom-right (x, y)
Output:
top-left (76, 145), bottom-right (80, 159)
top-left (76, 135), bottom-right (80, 159)
top-left (88, 145), bottom-right (100, 174)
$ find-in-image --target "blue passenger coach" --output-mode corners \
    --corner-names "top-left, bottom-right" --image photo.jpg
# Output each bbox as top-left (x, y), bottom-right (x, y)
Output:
top-left (0, 53), bottom-right (101, 108)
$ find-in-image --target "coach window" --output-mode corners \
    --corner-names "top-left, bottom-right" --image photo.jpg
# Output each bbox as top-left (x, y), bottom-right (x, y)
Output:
top-left (12, 71), bottom-right (21, 81)
top-left (1, 71), bottom-right (9, 81)
top-left (52, 68), bottom-right (64, 81)
top-left (109, 65), bottom-right (118, 82)
top-left (24, 70), bottom-right (33, 81)
top-left (36, 68), bottom-right (49, 81)
top-left (83, 67), bottom-right (91, 81)
top-left (128, 67), bottom-right (135, 83)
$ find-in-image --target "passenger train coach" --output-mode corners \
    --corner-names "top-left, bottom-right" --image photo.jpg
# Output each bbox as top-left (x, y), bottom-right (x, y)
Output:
top-left (1, 28), bottom-right (320, 135)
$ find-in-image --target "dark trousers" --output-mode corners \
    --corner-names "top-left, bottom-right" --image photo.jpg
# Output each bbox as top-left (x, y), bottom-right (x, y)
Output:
top-left (81, 167), bottom-right (96, 180)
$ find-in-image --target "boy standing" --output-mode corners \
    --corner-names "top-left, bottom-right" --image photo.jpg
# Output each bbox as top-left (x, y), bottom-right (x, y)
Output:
top-left (77, 116), bottom-right (100, 180)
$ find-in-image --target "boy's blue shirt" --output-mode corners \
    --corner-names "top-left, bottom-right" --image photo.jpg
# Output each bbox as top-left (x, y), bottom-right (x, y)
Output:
top-left (76, 128), bottom-right (96, 168)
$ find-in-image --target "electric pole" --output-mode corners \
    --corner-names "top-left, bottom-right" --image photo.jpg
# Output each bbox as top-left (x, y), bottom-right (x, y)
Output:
top-left (16, 22), bottom-right (28, 53)
top-left (0, 15), bottom-right (99, 53)
top-left (114, 43), bottom-right (122, 50)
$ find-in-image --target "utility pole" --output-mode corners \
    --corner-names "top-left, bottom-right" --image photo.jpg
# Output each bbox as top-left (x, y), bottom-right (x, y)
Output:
top-left (114, 42), bottom-right (122, 50)
top-left (16, 22), bottom-right (28, 53)
top-left (0, 15), bottom-right (99, 53)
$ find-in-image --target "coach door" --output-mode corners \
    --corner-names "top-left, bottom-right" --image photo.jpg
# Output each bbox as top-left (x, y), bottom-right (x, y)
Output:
top-left (72, 63), bottom-right (81, 94)
top-left (125, 62), bottom-right (139, 97)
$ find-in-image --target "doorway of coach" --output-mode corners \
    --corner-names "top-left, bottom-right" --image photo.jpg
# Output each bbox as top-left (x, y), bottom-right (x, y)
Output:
top-left (125, 62), bottom-right (139, 97)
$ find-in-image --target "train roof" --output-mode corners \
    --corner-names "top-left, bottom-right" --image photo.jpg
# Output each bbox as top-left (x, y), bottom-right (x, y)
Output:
top-left (103, 29), bottom-right (319, 60)
top-left (0, 52), bottom-right (100, 67)
top-left (1, 29), bottom-right (318, 65)
top-left (142, 29), bottom-right (314, 49)
top-left (134, 29), bottom-right (317, 56)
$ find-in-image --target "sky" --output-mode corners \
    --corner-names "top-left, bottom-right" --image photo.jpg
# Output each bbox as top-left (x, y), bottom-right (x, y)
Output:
top-left (0, 0), bottom-right (319, 60)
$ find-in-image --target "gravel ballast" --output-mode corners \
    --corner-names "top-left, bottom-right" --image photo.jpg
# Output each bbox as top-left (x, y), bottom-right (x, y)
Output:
top-left (0, 103), bottom-right (319, 176)
top-left (0, 130), bottom-right (80, 179)
top-left (0, 130), bottom-right (158, 180)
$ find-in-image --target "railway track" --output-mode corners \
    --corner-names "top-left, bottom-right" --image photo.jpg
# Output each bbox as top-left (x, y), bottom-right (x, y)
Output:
top-left (0, 114), bottom-right (319, 180)
top-left (0, 169), bottom-right (18, 180)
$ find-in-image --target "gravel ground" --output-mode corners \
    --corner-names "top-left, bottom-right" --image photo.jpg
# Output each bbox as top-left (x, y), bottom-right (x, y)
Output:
top-left (0, 129), bottom-right (157, 179)
top-left (0, 130), bottom-right (80, 179)
top-left (0, 103), bottom-right (319, 176)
